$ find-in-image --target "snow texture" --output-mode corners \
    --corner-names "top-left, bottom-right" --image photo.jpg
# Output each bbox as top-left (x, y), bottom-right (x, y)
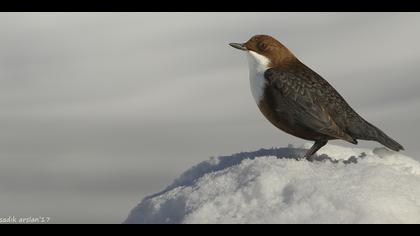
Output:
top-left (125, 144), bottom-right (420, 224)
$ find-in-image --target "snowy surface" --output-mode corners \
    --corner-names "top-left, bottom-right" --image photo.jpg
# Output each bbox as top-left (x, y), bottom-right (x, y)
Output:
top-left (125, 144), bottom-right (420, 224)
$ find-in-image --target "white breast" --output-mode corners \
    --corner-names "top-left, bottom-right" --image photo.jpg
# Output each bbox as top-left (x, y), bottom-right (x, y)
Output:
top-left (246, 51), bottom-right (271, 103)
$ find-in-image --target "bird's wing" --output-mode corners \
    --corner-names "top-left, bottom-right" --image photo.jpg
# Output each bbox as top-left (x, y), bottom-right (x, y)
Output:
top-left (264, 64), bottom-right (356, 143)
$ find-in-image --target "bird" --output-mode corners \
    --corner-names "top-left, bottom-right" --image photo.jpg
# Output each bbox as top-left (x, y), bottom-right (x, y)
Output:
top-left (229, 35), bottom-right (404, 158)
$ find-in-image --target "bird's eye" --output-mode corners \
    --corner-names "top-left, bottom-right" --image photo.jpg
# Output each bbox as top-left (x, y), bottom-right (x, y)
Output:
top-left (257, 42), bottom-right (268, 51)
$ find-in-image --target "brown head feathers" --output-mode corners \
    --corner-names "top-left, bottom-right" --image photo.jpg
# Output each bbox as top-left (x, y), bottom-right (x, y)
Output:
top-left (243, 35), bottom-right (296, 66)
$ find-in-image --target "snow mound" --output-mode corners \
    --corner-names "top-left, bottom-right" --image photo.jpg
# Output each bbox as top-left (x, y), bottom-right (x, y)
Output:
top-left (125, 144), bottom-right (420, 224)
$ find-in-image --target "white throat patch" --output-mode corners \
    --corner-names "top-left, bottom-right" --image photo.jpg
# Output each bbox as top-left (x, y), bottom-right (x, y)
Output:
top-left (246, 51), bottom-right (271, 103)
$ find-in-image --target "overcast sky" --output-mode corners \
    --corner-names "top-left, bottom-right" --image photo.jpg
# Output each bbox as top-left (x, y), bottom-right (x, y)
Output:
top-left (0, 12), bottom-right (419, 223)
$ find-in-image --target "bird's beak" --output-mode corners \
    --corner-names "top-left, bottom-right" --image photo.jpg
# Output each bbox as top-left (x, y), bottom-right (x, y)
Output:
top-left (229, 43), bottom-right (247, 51)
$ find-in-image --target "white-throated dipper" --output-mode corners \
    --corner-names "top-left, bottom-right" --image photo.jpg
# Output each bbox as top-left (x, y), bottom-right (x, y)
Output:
top-left (230, 35), bottom-right (404, 157)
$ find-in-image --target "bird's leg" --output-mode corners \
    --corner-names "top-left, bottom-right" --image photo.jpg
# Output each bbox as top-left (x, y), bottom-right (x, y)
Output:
top-left (304, 140), bottom-right (328, 160)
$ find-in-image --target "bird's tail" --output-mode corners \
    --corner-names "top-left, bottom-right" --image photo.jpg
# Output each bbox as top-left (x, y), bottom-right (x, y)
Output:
top-left (359, 121), bottom-right (404, 152)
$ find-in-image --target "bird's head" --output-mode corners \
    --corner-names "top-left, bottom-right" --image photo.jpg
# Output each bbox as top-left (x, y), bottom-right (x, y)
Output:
top-left (229, 35), bottom-right (295, 68)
